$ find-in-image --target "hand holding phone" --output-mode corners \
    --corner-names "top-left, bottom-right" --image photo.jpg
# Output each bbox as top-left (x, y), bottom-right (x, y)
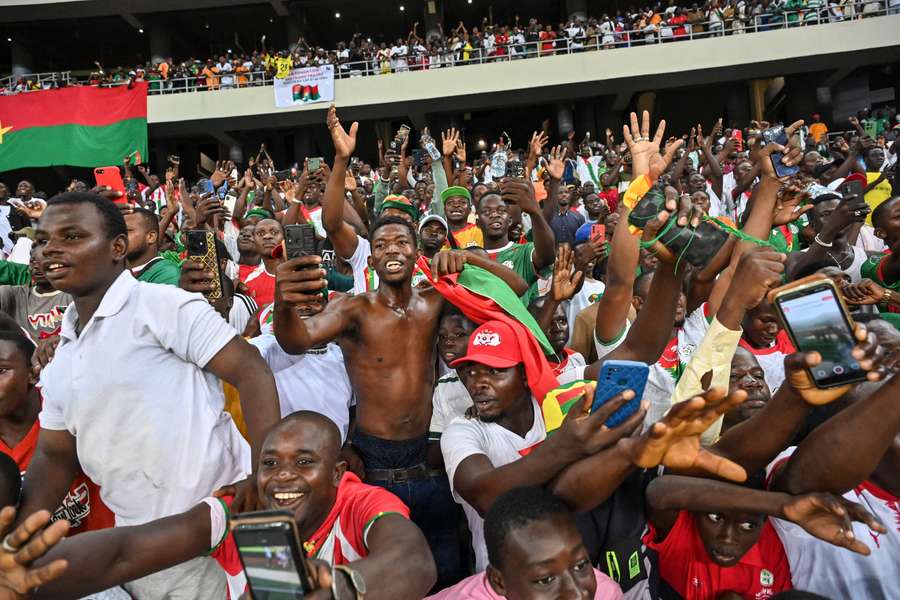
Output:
top-left (94, 166), bottom-right (126, 196)
top-left (283, 224), bottom-right (319, 262)
top-left (592, 360), bottom-right (649, 426)
top-left (769, 275), bottom-right (866, 388)
top-left (185, 230), bottom-right (224, 301)
top-left (232, 510), bottom-right (314, 597)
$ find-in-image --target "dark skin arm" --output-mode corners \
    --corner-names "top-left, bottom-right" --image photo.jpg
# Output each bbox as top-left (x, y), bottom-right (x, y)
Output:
top-left (600, 154), bottom-right (623, 189)
top-left (15, 430), bottom-right (78, 527)
top-left (542, 145), bottom-right (566, 223)
top-left (646, 475), bottom-right (885, 556)
top-left (323, 105), bottom-right (362, 260)
top-left (273, 257), bottom-right (342, 354)
top-left (430, 250), bottom-right (529, 297)
top-left (772, 362), bottom-right (900, 496)
top-left (499, 178), bottom-right (556, 271)
top-left (698, 121), bottom-right (724, 199)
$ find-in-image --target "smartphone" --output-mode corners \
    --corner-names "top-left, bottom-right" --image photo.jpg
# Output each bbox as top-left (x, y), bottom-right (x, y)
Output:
top-left (397, 124), bottom-right (411, 140)
top-left (283, 224), bottom-right (318, 262)
top-left (231, 510), bottom-right (313, 598)
top-left (185, 230), bottom-right (224, 301)
top-left (93, 166), bottom-right (126, 195)
top-left (198, 178), bottom-right (215, 195)
top-left (274, 169), bottom-right (293, 182)
top-left (769, 275), bottom-right (866, 388)
top-left (411, 149), bottom-right (424, 168)
top-left (505, 160), bottom-right (525, 179)
top-left (307, 157), bottom-right (322, 172)
top-left (592, 360), bottom-right (649, 427)
top-left (761, 125), bottom-right (800, 178)
top-left (840, 179), bottom-right (864, 200)
top-left (590, 223), bottom-right (606, 243)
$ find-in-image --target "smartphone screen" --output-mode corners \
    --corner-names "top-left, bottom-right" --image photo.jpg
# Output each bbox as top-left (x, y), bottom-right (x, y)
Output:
top-left (776, 284), bottom-right (865, 388)
top-left (233, 522), bottom-right (311, 599)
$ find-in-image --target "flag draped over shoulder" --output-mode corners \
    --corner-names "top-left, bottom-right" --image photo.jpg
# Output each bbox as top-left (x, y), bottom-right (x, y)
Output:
top-left (417, 257), bottom-right (559, 402)
top-left (0, 83), bottom-right (148, 171)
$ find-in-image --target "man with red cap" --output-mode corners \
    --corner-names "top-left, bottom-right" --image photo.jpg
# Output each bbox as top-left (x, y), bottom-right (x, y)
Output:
top-left (441, 319), bottom-right (748, 571)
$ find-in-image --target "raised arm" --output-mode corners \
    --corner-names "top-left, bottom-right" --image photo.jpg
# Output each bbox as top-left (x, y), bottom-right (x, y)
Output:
top-left (273, 256), bottom-right (348, 354)
top-left (431, 250), bottom-right (528, 297)
top-left (698, 120), bottom-right (724, 199)
top-left (324, 105), bottom-right (362, 259)
top-left (499, 178), bottom-right (555, 271)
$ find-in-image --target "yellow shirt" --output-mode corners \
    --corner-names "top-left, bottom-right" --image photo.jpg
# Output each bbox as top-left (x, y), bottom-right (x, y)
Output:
top-left (865, 172), bottom-right (892, 225)
top-left (274, 56), bottom-right (293, 79)
top-left (450, 223), bottom-right (484, 248)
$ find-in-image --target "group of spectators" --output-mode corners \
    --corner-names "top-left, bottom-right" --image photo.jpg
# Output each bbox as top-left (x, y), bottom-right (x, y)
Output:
top-left (0, 98), bottom-right (896, 600)
top-left (5, 0), bottom-right (897, 95)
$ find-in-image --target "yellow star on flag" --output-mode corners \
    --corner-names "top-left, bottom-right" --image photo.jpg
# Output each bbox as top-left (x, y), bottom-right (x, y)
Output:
top-left (0, 121), bottom-right (12, 144)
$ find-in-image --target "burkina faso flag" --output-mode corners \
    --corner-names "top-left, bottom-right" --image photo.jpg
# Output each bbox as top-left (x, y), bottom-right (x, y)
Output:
top-left (0, 82), bottom-right (148, 171)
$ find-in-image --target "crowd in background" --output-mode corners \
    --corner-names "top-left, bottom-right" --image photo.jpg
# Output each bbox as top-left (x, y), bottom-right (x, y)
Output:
top-left (4, 0), bottom-right (898, 95)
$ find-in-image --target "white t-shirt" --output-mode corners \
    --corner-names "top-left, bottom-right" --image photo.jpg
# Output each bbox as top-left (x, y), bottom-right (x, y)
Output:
top-left (429, 369), bottom-right (472, 440)
top-left (217, 61), bottom-right (234, 87)
top-left (38, 271), bottom-right (249, 526)
top-left (442, 399), bottom-right (546, 571)
top-left (229, 292), bottom-right (258, 334)
top-left (347, 236), bottom-right (374, 295)
top-left (250, 335), bottom-right (353, 441)
top-left (767, 447), bottom-right (900, 599)
top-left (567, 279), bottom-right (606, 345)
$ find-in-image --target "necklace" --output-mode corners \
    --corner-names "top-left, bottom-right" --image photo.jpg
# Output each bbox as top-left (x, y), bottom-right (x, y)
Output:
top-left (826, 247), bottom-right (852, 269)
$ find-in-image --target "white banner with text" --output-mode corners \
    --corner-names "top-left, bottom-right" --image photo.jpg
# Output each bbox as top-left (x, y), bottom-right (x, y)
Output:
top-left (273, 65), bottom-right (334, 108)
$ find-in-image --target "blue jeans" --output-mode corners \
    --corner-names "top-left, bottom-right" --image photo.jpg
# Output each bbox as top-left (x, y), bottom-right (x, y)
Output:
top-left (351, 430), bottom-right (463, 589)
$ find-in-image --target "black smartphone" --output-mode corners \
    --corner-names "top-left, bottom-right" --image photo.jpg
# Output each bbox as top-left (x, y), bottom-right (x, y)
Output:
top-left (840, 179), bottom-right (864, 200)
top-left (185, 230), bottom-right (224, 301)
top-left (505, 160), bottom-right (525, 178)
top-left (274, 169), bottom-right (293, 182)
top-left (770, 276), bottom-right (866, 389)
top-left (411, 149), bottom-right (424, 168)
top-left (284, 224), bottom-right (318, 262)
top-left (232, 510), bottom-right (313, 598)
top-left (761, 125), bottom-right (800, 178)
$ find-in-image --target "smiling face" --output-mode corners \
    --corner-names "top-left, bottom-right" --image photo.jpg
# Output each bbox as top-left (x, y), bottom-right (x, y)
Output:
top-left (35, 202), bottom-right (127, 297)
top-left (368, 222), bottom-right (417, 283)
top-left (458, 363), bottom-right (528, 422)
top-left (477, 194), bottom-right (511, 242)
top-left (257, 416), bottom-right (345, 540)
top-left (15, 181), bottom-right (34, 200)
top-left (253, 219), bottom-right (284, 257)
top-left (694, 510), bottom-right (766, 567)
top-left (488, 514), bottom-right (597, 600)
top-left (444, 195), bottom-right (471, 224)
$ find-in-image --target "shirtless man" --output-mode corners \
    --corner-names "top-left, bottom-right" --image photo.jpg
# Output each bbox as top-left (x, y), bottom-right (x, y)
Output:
top-left (273, 107), bottom-right (526, 586)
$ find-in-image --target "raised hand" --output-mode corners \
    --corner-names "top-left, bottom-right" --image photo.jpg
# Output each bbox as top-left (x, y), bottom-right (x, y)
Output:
top-left (727, 247), bottom-right (787, 311)
top-left (772, 180), bottom-right (813, 226)
top-left (781, 493), bottom-right (886, 556)
top-left (552, 244), bottom-right (583, 302)
top-left (274, 255), bottom-right (328, 307)
top-left (441, 128), bottom-right (460, 157)
top-left (430, 250), bottom-right (468, 277)
top-left (326, 104), bottom-right (358, 159)
top-left (499, 177), bottom-right (540, 215)
top-left (344, 172), bottom-right (358, 192)
top-left (546, 145), bottom-right (566, 181)
top-left (455, 138), bottom-right (467, 163)
top-left (0, 506), bottom-right (70, 597)
top-left (620, 387), bottom-right (749, 482)
top-left (757, 120), bottom-right (804, 180)
top-left (622, 110), bottom-right (682, 181)
top-left (528, 131), bottom-right (549, 162)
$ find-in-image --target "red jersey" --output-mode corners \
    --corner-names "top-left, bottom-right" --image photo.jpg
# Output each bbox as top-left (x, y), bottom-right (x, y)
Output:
top-left (238, 263), bottom-right (258, 283)
top-left (213, 472), bottom-right (409, 599)
top-left (243, 264), bottom-right (276, 307)
top-left (645, 511), bottom-right (792, 600)
top-left (1, 419), bottom-right (114, 535)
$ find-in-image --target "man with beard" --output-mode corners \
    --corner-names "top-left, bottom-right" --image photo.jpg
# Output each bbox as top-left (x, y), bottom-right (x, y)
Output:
top-left (123, 207), bottom-right (181, 286)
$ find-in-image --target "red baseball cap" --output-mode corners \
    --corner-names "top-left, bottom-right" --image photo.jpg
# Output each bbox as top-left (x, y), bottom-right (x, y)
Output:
top-left (450, 320), bottom-right (524, 369)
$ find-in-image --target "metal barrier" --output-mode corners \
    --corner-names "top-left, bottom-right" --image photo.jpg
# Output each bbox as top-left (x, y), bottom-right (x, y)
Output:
top-left (0, 71), bottom-right (71, 92)
top-left (2, 7), bottom-right (896, 96)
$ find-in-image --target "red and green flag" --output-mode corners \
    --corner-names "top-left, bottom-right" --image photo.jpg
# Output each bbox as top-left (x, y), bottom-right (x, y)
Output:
top-left (0, 82), bottom-right (147, 172)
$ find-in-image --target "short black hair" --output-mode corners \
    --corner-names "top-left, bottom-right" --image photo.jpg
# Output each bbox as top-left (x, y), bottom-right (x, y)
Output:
top-left (485, 486), bottom-right (570, 569)
top-left (369, 215), bottom-right (417, 247)
top-left (0, 452), bottom-right (21, 508)
top-left (476, 192), bottom-right (503, 211)
top-left (46, 192), bottom-right (127, 240)
top-left (871, 196), bottom-right (900, 230)
top-left (0, 330), bottom-right (35, 364)
top-left (132, 207), bottom-right (160, 232)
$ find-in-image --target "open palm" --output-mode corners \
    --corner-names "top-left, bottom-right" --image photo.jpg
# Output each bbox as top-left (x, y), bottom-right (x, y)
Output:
top-left (782, 493), bottom-right (885, 556)
top-left (623, 110), bottom-right (682, 180)
top-left (326, 104), bottom-right (358, 159)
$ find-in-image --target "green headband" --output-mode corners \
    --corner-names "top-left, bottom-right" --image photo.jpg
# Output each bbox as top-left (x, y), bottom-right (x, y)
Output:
top-left (441, 186), bottom-right (471, 204)
top-left (245, 208), bottom-right (274, 220)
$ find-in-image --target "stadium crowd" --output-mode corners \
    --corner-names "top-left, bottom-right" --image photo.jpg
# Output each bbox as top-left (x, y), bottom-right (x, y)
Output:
top-left (0, 99), bottom-right (895, 600)
top-left (5, 0), bottom-right (898, 94)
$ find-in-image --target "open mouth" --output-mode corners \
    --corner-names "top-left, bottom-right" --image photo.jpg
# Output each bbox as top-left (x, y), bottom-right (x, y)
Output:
top-left (271, 490), bottom-right (306, 509)
top-left (710, 549), bottom-right (738, 565)
top-left (384, 260), bottom-right (404, 273)
top-left (489, 221), bottom-right (504, 231)
top-left (44, 262), bottom-right (69, 276)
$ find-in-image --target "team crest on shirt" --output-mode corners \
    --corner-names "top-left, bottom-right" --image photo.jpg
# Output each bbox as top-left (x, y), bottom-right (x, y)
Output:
top-left (502, 260), bottom-right (514, 270)
top-left (473, 331), bottom-right (501, 347)
top-left (759, 568), bottom-right (774, 586)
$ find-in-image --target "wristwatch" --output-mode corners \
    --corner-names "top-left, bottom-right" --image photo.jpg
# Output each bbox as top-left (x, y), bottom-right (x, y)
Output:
top-left (333, 564), bottom-right (366, 600)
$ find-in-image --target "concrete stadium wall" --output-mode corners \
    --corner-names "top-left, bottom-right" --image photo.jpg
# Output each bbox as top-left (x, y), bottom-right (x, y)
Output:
top-left (148, 15), bottom-right (900, 137)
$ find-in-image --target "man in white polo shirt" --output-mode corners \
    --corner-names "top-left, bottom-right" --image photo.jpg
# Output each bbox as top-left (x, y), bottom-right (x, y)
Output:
top-left (18, 192), bottom-right (280, 599)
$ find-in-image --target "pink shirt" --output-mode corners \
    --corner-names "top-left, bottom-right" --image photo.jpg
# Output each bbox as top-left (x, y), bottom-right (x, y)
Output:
top-left (426, 569), bottom-right (624, 600)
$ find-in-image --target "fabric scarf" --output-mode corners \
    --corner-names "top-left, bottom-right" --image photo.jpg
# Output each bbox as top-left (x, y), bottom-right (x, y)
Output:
top-left (418, 258), bottom-right (559, 402)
